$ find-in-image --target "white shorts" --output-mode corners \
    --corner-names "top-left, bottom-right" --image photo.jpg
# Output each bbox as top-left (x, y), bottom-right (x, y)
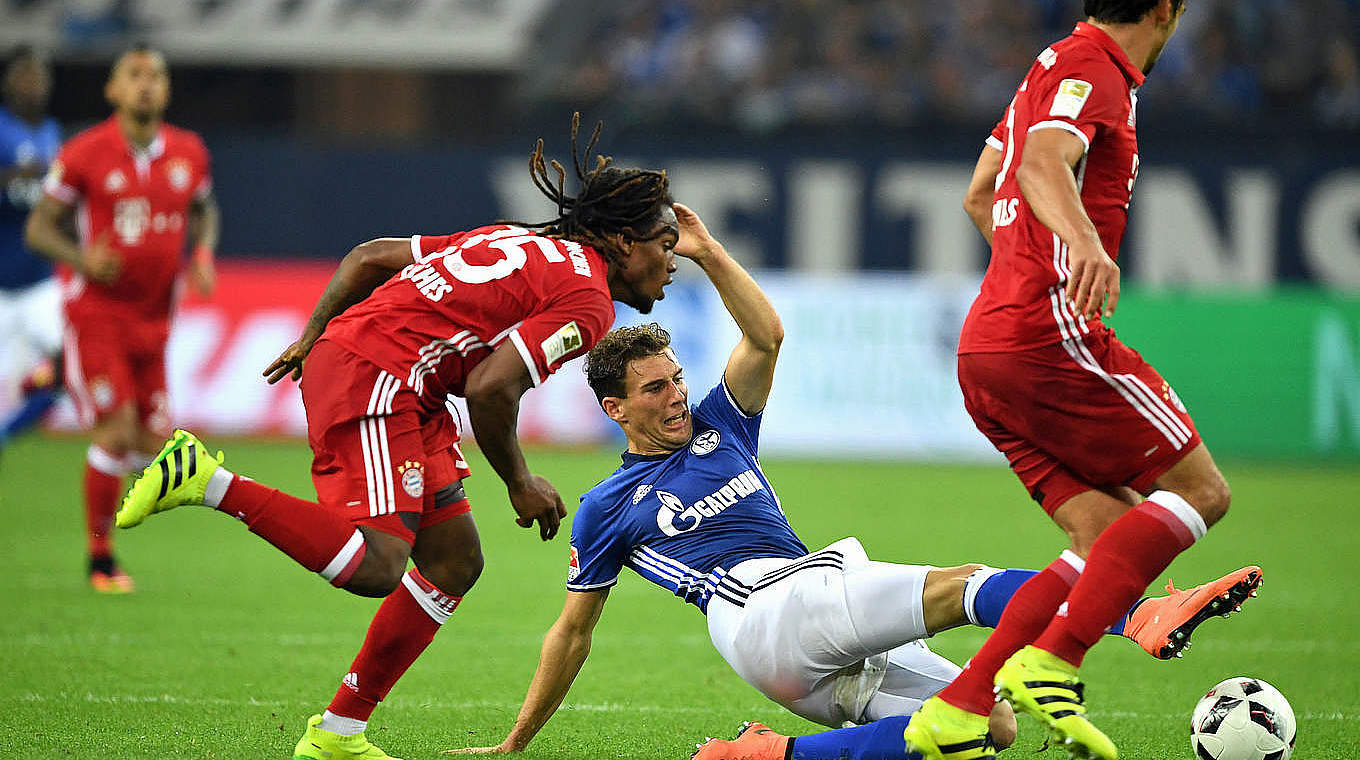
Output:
top-left (706, 537), bottom-right (962, 728)
top-left (0, 277), bottom-right (62, 357)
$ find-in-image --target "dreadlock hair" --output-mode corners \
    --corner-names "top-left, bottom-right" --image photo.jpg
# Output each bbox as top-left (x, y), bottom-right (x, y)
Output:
top-left (515, 113), bottom-right (672, 264)
top-left (584, 323), bottom-right (673, 403)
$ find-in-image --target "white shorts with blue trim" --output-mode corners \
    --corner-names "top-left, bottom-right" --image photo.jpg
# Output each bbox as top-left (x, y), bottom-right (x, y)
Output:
top-left (705, 537), bottom-right (961, 727)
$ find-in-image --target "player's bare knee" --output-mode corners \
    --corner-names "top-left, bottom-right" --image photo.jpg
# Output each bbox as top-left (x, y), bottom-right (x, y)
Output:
top-left (989, 700), bottom-right (1017, 749)
top-left (1192, 475), bottom-right (1231, 527)
top-left (344, 529), bottom-right (411, 597)
top-left (413, 544), bottom-right (483, 596)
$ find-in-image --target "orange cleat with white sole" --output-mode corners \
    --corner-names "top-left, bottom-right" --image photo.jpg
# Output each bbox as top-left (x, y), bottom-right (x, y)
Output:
top-left (1124, 566), bottom-right (1262, 659)
top-left (692, 722), bottom-right (790, 760)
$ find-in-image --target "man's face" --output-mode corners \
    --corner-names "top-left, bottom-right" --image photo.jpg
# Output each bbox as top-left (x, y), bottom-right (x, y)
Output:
top-left (612, 206), bottom-right (680, 314)
top-left (3, 59), bottom-right (51, 119)
top-left (605, 349), bottom-right (692, 454)
top-left (106, 51), bottom-right (169, 123)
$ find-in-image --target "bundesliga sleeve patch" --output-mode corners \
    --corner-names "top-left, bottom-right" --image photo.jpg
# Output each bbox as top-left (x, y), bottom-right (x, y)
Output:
top-left (1050, 78), bottom-right (1093, 120)
top-left (540, 321), bottom-right (584, 366)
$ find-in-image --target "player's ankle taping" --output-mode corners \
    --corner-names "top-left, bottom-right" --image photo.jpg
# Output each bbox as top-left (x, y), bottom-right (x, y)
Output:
top-left (319, 710), bottom-right (367, 736)
top-left (1144, 490), bottom-right (1208, 542)
top-left (203, 467), bottom-right (234, 508)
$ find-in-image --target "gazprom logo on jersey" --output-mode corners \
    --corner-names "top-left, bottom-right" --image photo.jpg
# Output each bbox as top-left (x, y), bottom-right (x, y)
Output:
top-left (655, 469), bottom-right (765, 536)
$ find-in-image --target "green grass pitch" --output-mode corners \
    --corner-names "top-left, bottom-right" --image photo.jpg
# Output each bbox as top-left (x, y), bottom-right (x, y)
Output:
top-left (2, 435), bottom-right (1357, 758)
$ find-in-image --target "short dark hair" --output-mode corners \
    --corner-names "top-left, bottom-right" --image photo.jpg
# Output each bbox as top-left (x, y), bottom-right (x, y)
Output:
top-left (1084, 0), bottom-right (1184, 24)
top-left (584, 323), bottom-right (673, 402)
top-left (514, 113), bottom-right (673, 263)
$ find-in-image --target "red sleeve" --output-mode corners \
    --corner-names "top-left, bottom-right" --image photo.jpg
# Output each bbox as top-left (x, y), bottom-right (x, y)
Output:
top-left (42, 141), bottom-right (86, 206)
top-left (507, 288), bottom-right (615, 387)
top-left (411, 233), bottom-right (465, 263)
top-left (1025, 57), bottom-right (1126, 152)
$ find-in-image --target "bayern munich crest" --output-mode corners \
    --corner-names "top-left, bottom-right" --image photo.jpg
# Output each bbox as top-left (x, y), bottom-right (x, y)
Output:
top-left (397, 460), bottom-right (425, 499)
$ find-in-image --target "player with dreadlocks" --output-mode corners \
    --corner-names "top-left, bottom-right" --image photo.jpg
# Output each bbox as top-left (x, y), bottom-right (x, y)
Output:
top-left (115, 115), bottom-right (687, 760)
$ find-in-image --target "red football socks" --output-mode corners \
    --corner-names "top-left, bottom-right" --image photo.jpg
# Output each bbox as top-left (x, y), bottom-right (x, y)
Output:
top-left (327, 567), bottom-right (462, 721)
top-left (218, 475), bottom-right (364, 584)
top-left (938, 551), bottom-right (1084, 716)
top-left (84, 445), bottom-right (124, 560)
top-left (1034, 495), bottom-right (1204, 667)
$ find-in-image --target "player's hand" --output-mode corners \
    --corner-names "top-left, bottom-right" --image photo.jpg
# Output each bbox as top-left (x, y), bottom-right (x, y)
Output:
top-left (443, 741), bottom-right (522, 755)
top-left (262, 338), bottom-right (314, 384)
top-left (1064, 237), bottom-right (1120, 319)
top-left (82, 232), bottom-right (120, 284)
top-left (188, 257), bottom-right (216, 297)
top-left (672, 202), bottom-right (723, 263)
top-left (507, 474), bottom-right (568, 541)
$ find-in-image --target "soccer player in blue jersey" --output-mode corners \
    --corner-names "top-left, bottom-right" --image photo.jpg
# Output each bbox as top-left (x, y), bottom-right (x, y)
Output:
top-left (0, 47), bottom-right (63, 446)
top-left (446, 204), bottom-right (1258, 760)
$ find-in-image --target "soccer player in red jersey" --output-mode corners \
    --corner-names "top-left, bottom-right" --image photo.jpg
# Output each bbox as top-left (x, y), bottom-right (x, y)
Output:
top-left (116, 117), bottom-right (679, 760)
top-left (24, 45), bottom-right (217, 594)
top-left (904, 3), bottom-right (1262, 759)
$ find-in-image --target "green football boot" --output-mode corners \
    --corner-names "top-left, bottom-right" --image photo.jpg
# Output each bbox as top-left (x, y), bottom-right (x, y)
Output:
top-left (902, 696), bottom-right (996, 760)
top-left (293, 714), bottom-right (401, 760)
top-left (116, 429), bottom-right (223, 529)
top-left (994, 645), bottom-right (1117, 760)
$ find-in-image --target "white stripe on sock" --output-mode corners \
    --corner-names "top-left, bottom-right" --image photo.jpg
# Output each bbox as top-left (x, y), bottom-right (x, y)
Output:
top-left (1146, 490), bottom-right (1208, 541)
top-left (123, 451), bottom-right (155, 472)
top-left (961, 566), bottom-right (1002, 628)
top-left (318, 530), bottom-right (366, 582)
top-left (86, 445), bottom-right (126, 476)
top-left (1059, 549), bottom-right (1087, 575)
top-left (400, 570), bottom-right (456, 625)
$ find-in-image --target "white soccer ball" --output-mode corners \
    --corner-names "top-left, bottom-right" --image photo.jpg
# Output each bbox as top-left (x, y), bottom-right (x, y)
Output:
top-left (1190, 677), bottom-right (1296, 760)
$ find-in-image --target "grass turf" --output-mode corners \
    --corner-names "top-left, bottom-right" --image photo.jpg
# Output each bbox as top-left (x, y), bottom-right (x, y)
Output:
top-left (2, 435), bottom-right (1357, 758)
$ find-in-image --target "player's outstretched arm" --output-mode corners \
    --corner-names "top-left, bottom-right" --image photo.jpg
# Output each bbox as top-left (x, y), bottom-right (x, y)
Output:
top-left (672, 202), bottom-right (784, 415)
top-left (444, 590), bottom-right (609, 754)
top-left (263, 237), bottom-right (414, 383)
top-left (463, 342), bottom-right (568, 541)
top-left (1016, 128), bottom-right (1120, 320)
top-left (963, 145), bottom-right (1003, 245)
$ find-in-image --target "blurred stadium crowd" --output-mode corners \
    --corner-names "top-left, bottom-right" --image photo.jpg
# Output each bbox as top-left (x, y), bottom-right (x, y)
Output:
top-left (4, 0), bottom-right (1359, 134)
top-left (534, 0), bottom-right (1360, 131)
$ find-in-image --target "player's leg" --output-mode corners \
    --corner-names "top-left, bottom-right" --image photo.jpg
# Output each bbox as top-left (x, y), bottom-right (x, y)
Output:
top-left (314, 501), bottom-right (479, 742)
top-left (2, 278), bottom-right (65, 443)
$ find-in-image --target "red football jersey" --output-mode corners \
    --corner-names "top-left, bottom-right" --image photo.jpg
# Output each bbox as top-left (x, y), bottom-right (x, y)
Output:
top-left (322, 225), bottom-right (616, 406)
top-left (43, 116), bottom-right (212, 324)
top-left (959, 23), bottom-right (1146, 354)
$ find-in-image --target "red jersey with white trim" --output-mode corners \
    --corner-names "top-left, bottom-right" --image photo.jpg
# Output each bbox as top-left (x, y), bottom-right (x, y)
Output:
top-left (959, 23), bottom-right (1146, 354)
top-left (322, 225), bottom-right (616, 407)
top-left (42, 116), bottom-right (212, 324)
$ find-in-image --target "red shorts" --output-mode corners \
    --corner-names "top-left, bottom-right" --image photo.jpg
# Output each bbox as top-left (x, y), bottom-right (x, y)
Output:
top-left (62, 315), bottom-right (170, 432)
top-left (957, 330), bottom-right (1201, 516)
top-left (302, 339), bottom-right (473, 544)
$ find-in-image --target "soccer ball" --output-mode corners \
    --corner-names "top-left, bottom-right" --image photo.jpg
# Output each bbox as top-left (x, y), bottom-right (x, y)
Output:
top-left (1190, 677), bottom-right (1296, 760)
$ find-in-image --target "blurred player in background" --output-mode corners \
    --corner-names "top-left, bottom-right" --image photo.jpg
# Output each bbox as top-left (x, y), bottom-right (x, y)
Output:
top-left (0, 47), bottom-right (63, 447)
top-left (116, 116), bottom-right (678, 760)
top-left (24, 45), bottom-right (217, 593)
top-left (904, 3), bottom-right (1255, 759)
top-left (449, 207), bottom-right (1258, 760)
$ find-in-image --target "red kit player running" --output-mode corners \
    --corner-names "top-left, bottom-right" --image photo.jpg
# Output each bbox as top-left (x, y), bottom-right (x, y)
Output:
top-left (24, 45), bottom-right (218, 594)
top-left (905, 3), bottom-right (1262, 760)
top-left (117, 117), bottom-right (679, 760)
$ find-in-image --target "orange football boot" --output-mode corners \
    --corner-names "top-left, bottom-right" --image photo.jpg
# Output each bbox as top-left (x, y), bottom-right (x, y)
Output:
top-left (1125, 566), bottom-right (1262, 659)
top-left (692, 722), bottom-right (790, 760)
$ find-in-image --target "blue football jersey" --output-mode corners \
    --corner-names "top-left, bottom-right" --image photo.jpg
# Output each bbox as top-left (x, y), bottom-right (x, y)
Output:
top-left (0, 106), bottom-right (60, 290)
top-left (567, 381), bottom-right (809, 613)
